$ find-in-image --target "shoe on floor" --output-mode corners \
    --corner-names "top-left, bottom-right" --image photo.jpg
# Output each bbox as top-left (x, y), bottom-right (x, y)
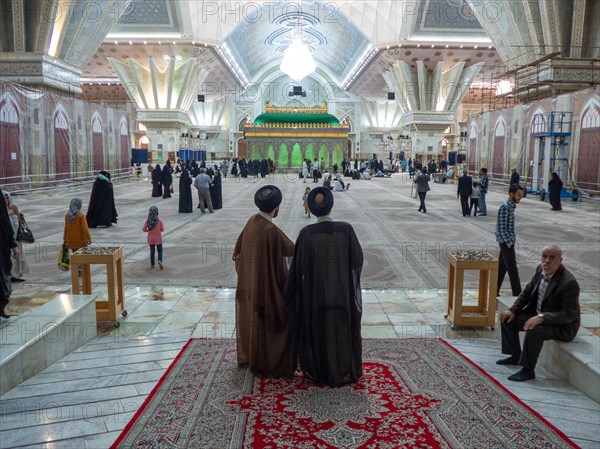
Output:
top-left (496, 356), bottom-right (520, 365)
top-left (158, 260), bottom-right (164, 270)
top-left (11, 277), bottom-right (25, 282)
top-left (508, 368), bottom-right (535, 382)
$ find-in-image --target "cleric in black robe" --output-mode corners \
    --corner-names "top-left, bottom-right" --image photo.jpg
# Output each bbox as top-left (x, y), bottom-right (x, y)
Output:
top-left (151, 164), bottom-right (162, 197)
top-left (161, 162), bottom-right (173, 198)
top-left (209, 167), bottom-right (223, 210)
top-left (178, 169), bottom-right (193, 213)
top-left (285, 187), bottom-right (364, 387)
top-left (86, 171), bottom-right (118, 227)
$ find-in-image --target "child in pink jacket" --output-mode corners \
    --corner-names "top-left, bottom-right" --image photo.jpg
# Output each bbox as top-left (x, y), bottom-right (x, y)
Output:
top-left (143, 206), bottom-right (165, 269)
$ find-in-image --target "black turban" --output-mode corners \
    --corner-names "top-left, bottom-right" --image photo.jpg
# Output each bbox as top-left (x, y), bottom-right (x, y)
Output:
top-left (254, 185), bottom-right (282, 212)
top-left (307, 187), bottom-right (334, 217)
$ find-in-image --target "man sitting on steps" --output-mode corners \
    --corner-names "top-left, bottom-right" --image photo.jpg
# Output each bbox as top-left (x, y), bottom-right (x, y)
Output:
top-left (497, 244), bottom-right (581, 382)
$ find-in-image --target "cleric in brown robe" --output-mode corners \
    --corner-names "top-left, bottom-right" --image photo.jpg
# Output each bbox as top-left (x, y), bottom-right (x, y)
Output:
top-left (233, 185), bottom-right (295, 377)
top-left (285, 187), bottom-right (364, 387)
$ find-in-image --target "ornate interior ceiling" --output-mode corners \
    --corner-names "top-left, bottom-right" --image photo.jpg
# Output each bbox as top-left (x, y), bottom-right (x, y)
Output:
top-left (78, 0), bottom-right (500, 104)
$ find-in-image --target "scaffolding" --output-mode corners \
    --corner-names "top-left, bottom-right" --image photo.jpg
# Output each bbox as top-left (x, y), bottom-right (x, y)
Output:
top-left (530, 112), bottom-right (579, 199)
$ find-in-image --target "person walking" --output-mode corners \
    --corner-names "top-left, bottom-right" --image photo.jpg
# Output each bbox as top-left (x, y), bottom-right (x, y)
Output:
top-left (496, 184), bottom-right (524, 296)
top-left (143, 206), bottom-right (165, 270)
top-left (478, 168), bottom-right (489, 216)
top-left (414, 167), bottom-right (431, 213)
top-left (193, 168), bottom-right (214, 213)
top-left (548, 172), bottom-right (563, 211)
top-left (470, 181), bottom-right (481, 217)
top-left (302, 159), bottom-right (309, 182)
top-left (4, 192), bottom-right (28, 282)
top-left (178, 168), bottom-right (193, 213)
top-left (457, 169), bottom-right (473, 216)
top-left (64, 197), bottom-right (92, 276)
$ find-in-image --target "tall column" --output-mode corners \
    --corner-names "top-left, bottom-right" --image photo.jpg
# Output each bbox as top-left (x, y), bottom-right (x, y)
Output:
top-left (109, 57), bottom-right (209, 160)
top-left (383, 60), bottom-right (484, 159)
top-left (0, 1), bottom-right (132, 93)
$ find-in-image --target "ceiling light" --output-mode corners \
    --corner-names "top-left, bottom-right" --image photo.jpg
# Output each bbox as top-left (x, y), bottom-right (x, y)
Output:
top-left (280, 21), bottom-right (316, 81)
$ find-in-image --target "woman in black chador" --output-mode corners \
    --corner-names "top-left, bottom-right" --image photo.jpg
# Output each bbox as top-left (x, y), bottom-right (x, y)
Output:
top-left (548, 171), bottom-right (563, 211)
top-left (161, 161), bottom-right (173, 199)
top-left (86, 171), bottom-right (118, 227)
top-left (209, 165), bottom-right (223, 210)
top-left (178, 168), bottom-right (193, 213)
top-left (151, 164), bottom-right (162, 197)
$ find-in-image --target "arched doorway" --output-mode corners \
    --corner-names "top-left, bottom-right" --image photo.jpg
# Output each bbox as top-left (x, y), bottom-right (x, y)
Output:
top-left (92, 115), bottom-right (104, 172)
top-left (54, 108), bottom-right (70, 180)
top-left (0, 97), bottom-right (21, 183)
top-left (120, 119), bottom-right (129, 169)
top-left (238, 139), bottom-right (247, 159)
top-left (291, 143), bottom-right (302, 167)
top-left (578, 102), bottom-right (600, 191)
top-left (492, 118), bottom-right (506, 180)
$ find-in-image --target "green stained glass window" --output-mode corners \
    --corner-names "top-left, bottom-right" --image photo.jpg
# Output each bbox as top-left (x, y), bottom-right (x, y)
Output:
top-left (291, 143), bottom-right (302, 167)
top-left (278, 143), bottom-right (288, 167)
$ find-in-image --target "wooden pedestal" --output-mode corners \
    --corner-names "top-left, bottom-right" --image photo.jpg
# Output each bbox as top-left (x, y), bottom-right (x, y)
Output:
top-left (446, 253), bottom-right (498, 328)
top-left (71, 247), bottom-right (126, 325)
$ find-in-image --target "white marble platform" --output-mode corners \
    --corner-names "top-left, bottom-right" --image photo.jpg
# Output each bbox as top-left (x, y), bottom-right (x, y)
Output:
top-left (0, 294), bottom-right (98, 395)
top-left (497, 296), bottom-right (600, 402)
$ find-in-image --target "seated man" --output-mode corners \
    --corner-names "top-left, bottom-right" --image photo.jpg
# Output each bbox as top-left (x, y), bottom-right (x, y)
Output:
top-left (497, 244), bottom-right (580, 381)
top-left (335, 172), bottom-right (349, 190)
top-left (323, 175), bottom-right (334, 190)
top-left (361, 170), bottom-right (371, 180)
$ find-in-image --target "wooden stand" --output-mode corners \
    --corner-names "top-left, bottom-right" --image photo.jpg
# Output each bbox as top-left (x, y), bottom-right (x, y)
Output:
top-left (446, 253), bottom-right (498, 328)
top-left (71, 247), bottom-right (127, 326)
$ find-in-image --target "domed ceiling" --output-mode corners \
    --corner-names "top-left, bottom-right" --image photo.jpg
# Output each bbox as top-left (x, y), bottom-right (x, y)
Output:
top-left (223, 2), bottom-right (371, 83)
top-left (81, 0), bottom-right (499, 103)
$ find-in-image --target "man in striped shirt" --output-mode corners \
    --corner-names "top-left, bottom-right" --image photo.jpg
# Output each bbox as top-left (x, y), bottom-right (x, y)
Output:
top-left (496, 184), bottom-right (524, 296)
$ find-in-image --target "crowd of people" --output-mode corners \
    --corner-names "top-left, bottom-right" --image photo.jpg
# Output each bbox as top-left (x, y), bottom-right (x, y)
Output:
top-left (0, 160), bottom-right (582, 388)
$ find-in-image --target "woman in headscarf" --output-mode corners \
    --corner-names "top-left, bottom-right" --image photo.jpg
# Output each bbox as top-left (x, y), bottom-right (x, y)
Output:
top-left (64, 197), bottom-right (92, 255)
top-left (178, 168), bottom-right (193, 213)
top-left (0, 187), bottom-right (19, 318)
top-left (151, 163), bottom-right (162, 197)
top-left (209, 165), bottom-right (223, 210)
top-left (86, 171), bottom-right (118, 227)
top-left (548, 171), bottom-right (563, 211)
top-left (161, 161), bottom-right (173, 198)
top-left (142, 206), bottom-right (165, 270)
top-left (3, 192), bottom-right (28, 282)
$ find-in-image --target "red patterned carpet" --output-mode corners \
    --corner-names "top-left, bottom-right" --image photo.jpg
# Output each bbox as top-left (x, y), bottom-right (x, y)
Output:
top-left (111, 339), bottom-right (579, 449)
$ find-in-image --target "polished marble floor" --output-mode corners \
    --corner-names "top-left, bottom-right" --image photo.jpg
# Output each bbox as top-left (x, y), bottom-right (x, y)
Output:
top-left (0, 173), bottom-right (598, 448)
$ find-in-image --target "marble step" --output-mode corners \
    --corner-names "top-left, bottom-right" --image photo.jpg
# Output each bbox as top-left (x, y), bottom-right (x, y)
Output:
top-left (0, 294), bottom-right (98, 395)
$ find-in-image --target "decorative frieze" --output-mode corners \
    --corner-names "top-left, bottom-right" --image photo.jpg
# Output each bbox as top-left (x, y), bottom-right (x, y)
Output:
top-left (0, 55), bottom-right (82, 93)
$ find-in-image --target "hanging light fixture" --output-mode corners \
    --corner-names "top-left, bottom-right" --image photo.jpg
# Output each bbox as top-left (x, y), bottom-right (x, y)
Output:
top-left (280, 15), bottom-right (316, 81)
